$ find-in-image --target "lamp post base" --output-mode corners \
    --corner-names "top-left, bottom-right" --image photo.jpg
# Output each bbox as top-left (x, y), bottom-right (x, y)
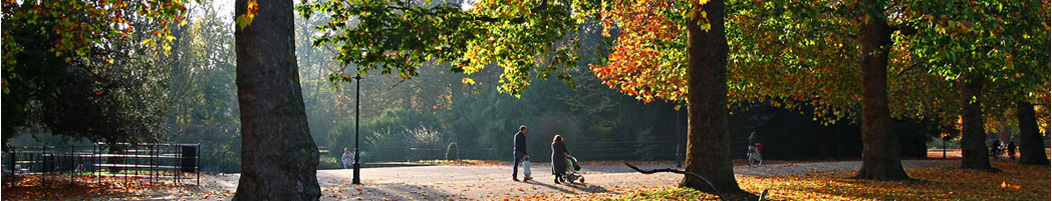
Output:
top-left (352, 162), bottom-right (361, 184)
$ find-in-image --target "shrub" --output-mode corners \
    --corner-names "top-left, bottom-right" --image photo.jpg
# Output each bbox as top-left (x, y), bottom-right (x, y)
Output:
top-left (318, 155), bottom-right (340, 169)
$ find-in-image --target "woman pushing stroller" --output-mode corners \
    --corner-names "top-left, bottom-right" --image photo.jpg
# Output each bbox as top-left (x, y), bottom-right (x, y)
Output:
top-left (551, 134), bottom-right (583, 184)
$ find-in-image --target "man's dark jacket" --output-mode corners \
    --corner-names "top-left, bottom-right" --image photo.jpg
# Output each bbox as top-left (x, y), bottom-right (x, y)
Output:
top-left (514, 131), bottom-right (526, 156)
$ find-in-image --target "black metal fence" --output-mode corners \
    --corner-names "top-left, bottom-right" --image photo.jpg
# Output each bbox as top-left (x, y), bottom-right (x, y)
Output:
top-left (2, 143), bottom-right (200, 186)
top-left (337, 141), bottom-right (684, 163)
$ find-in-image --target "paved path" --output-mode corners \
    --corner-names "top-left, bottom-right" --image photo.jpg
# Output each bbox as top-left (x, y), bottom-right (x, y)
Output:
top-left (139, 160), bottom-right (957, 200)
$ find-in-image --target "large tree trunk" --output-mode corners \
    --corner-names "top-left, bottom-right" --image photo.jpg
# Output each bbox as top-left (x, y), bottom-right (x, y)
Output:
top-left (958, 74), bottom-right (992, 170)
top-left (853, 0), bottom-right (909, 180)
top-left (1016, 101), bottom-right (1049, 165)
top-left (233, 0), bottom-right (321, 200)
top-left (679, 0), bottom-right (742, 194)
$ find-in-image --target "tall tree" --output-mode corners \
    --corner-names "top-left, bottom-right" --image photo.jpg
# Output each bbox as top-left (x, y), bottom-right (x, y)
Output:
top-left (592, 0), bottom-right (740, 191)
top-left (166, 1), bottom-right (244, 172)
top-left (895, 0), bottom-right (1049, 170)
top-left (2, 0), bottom-right (189, 145)
top-left (853, 0), bottom-right (907, 180)
top-left (300, 0), bottom-right (744, 193)
top-left (233, 0), bottom-right (321, 199)
top-left (680, 0), bottom-right (740, 192)
top-left (677, 0), bottom-right (914, 180)
top-left (1003, 0), bottom-right (1050, 166)
top-left (725, 0), bottom-right (1047, 177)
top-left (1016, 102), bottom-right (1049, 165)
top-left (957, 72), bottom-right (991, 169)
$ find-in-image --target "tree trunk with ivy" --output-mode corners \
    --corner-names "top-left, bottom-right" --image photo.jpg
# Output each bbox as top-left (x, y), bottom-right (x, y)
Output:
top-left (678, 0), bottom-right (743, 194)
top-left (233, 0), bottom-right (321, 200)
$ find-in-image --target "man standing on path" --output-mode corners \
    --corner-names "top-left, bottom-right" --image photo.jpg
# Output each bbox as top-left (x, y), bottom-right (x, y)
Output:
top-left (512, 125), bottom-right (528, 181)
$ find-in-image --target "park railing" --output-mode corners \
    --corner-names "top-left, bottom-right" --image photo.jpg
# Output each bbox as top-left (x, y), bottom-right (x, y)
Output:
top-left (566, 141), bottom-right (684, 162)
top-left (2, 143), bottom-right (200, 187)
top-left (328, 141), bottom-right (685, 163)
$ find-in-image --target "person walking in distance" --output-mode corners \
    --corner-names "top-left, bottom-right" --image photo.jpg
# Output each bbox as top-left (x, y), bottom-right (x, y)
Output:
top-left (341, 147), bottom-right (353, 169)
top-left (1007, 140), bottom-right (1017, 161)
top-left (747, 132), bottom-right (763, 167)
top-left (512, 125), bottom-right (529, 181)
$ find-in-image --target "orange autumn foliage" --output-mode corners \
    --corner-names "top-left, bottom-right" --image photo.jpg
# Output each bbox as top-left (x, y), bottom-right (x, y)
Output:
top-left (506, 161), bottom-right (1050, 200)
top-left (589, 0), bottom-right (687, 103)
top-left (1001, 181), bottom-right (1021, 190)
top-left (2, 174), bottom-right (197, 201)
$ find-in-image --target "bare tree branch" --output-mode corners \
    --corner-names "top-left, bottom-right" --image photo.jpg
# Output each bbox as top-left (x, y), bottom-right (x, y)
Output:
top-left (621, 160), bottom-right (729, 201)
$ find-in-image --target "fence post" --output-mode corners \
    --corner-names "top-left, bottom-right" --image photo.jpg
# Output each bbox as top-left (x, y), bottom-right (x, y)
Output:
top-left (97, 144), bottom-right (102, 184)
top-left (8, 147), bottom-right (15, 186)
top-left (43, 145), bottom-right (48, 185)
top-left (175, 145), bottom-right (180, 184)
top-left (196, 145), bottom-right (201, 186)
top-left (94, 144), bottom-right (99, 184)
top-left (70, 146), bottom-right (75, 183)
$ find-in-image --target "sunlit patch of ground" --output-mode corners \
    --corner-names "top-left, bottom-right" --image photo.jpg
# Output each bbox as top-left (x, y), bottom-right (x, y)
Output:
top-left (515, 161), bottom-right (1050, 200)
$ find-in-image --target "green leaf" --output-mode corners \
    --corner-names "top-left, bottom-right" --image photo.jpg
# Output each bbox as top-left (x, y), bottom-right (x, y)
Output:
top-left (236, 15), bottom-right (253, 29)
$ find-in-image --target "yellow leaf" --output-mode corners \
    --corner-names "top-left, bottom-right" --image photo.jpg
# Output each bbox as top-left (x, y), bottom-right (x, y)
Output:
top-left (247, 0), bottom-right (258, 13)
top-left (461, 77), bottom-right (477, 85)
top-left (237, 0), bottom-right (260, 29)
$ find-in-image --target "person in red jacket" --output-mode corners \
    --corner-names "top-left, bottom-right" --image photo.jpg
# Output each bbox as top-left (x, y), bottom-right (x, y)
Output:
top-left (748, 132), bottom-right (763, 167)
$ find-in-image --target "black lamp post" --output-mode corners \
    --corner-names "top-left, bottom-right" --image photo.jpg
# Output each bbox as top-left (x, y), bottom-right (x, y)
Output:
top-left (352, 69), bottom-right (363, 184)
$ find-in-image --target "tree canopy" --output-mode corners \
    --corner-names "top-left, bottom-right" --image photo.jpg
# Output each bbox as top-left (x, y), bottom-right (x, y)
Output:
top-left (297, 0), bottom-right (589, 97)
top-left (2, 0), bottom-right (191, 145)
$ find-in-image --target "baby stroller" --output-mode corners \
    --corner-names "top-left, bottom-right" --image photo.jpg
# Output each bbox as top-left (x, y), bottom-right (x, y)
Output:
top-left (561, 155), bottom-right (585, 184)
